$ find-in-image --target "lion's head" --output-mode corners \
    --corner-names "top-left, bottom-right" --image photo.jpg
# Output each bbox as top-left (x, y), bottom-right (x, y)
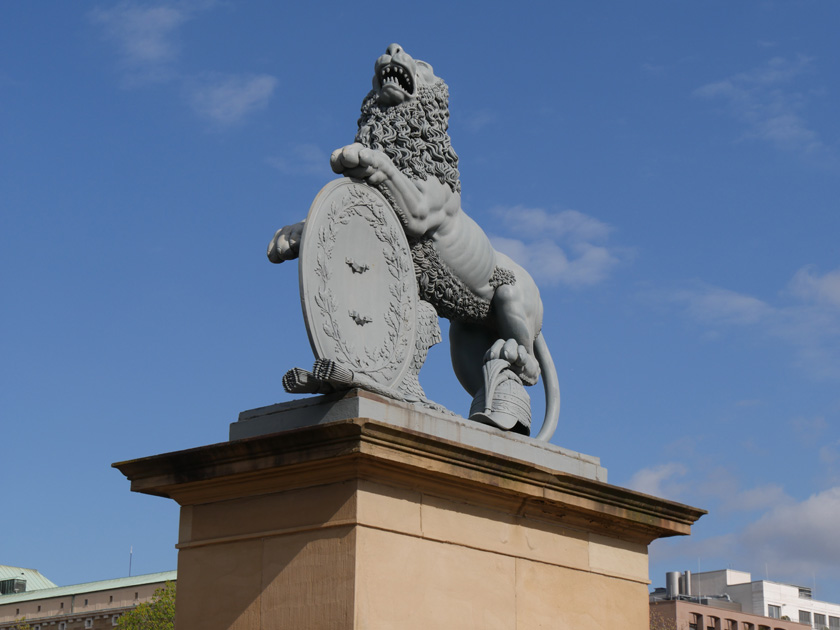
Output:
top-left (356, 43), bottom-right (460, 194)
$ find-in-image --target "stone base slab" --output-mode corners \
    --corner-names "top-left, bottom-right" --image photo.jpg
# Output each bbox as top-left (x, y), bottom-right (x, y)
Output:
top-left (230, 389), bottom-right (607, 481)
top-left (114, 397), bottom-right (704, 630)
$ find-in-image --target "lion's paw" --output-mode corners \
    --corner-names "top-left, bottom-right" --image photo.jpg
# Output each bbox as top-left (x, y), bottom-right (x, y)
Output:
top-left (268, 221), bottom-right (305, 263)
top-left (485, 338), bottom-right (540, 386)
top-left (330, 143), bottom-right (390, 185)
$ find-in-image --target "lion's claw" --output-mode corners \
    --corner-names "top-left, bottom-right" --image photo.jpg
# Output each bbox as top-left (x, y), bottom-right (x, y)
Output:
top-left (485, 338), bottom-right (540, 386)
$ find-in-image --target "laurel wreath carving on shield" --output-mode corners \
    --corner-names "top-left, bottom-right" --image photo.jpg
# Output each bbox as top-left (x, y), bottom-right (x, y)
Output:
top-left (311, 185), bottom-right (413, 382)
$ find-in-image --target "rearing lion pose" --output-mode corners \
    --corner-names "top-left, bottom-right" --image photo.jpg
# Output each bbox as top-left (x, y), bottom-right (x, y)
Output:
top-left (269, 44), bottom-right (559, 441)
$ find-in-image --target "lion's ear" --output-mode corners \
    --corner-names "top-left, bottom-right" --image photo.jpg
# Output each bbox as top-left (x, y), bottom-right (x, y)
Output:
top-left (416, 60), bottom-right (436, 82)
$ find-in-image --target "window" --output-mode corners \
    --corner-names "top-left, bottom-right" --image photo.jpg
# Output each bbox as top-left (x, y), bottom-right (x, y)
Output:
top-left (799, 588), bottom-right (813, 599)
top-left (112, 615), bottom-right (121, 626)
top-left (768, 605), bottom-right (781, 619)
top-left (708, 616), bottom-right (721, 630)
top-left (690, 613), bottom-right (702, 630)
top-left (829, 616), bottom-right (840, 629)
top-left (85, 618), bottom-right (93, 629)
top-left (110, 595), bottom-right (114, 603)
top-left (37, 605), bottom-right (41, 612)
top-left (758, 626), bottom-right (770, 630)
top-left (59, 623), bottom-right (67, 630)
top-left (0, 578), bottom-right (27, 595)
top-left (816, 614), bottom-right (827, 628)
top-left (61, 602), bottom-right (65, 609)
top-left (84, 598), bottom-right (88, 606)
top-left (134, 591), bottom-right (139, 599)
top-left (800, 611), bottom-right (812, 624)
top-left (744, 624), bottom-right (754, 630)
top-left (726, 620), bottom-right (738, 630)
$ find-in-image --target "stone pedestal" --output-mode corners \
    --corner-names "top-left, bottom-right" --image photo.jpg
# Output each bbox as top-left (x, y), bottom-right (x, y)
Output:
top-left (114, 390), bottom-right (704, 630)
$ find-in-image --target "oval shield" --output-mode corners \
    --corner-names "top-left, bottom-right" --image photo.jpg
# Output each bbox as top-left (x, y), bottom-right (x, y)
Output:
top-left (298, 179), bottom-right (417, 389)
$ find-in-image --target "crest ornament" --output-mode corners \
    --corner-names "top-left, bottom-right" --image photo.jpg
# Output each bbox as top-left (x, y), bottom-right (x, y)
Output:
top-left (281, 179), bottom-right (442, 406)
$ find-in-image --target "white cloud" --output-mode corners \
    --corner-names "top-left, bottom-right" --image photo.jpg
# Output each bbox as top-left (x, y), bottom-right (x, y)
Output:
top-left (721, 484), bottom-right (792, 513)
top-left (740, 486), bottom-right (840, 577)
top-left (90, 2), bottom-right (190, 83)
top-left (694, 55), bottom-right (827, 157)
top-left (627, 462), bottom-right (687, 500)
top-left (498, 207), bottom-right (612, 242)
top-left (651, 479), bottom-right (840, 589)
top-left (675, 266), bottom-right (840, 379)
top-left (188, 74), bottom-right (277, 125)
top-left (489, 206), bottom-right (622, 288)
top-left (92, 2), bottom-right (274, 128)
top-left (675, 285), bottom-right (771, 326)
top-left (266, 144), bottom-right (331, 177)
top-left (789, 266), bottom-right (840, 310)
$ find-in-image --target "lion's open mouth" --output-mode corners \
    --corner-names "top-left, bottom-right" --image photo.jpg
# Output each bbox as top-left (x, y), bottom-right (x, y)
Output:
top-left (379, 63), bottom-right (414, 95)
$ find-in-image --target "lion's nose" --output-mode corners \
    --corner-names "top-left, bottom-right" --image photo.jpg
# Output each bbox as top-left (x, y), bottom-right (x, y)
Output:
top-left (386, 43), bottom-right (403, 56)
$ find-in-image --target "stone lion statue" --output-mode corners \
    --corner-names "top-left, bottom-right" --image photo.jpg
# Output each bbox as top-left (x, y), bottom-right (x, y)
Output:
top-left (269, 43), bottom-right (559, 441)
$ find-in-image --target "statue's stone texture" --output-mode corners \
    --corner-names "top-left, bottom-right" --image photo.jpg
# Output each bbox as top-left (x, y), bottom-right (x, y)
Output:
top-left (269, 43), bottom-right (560, 442)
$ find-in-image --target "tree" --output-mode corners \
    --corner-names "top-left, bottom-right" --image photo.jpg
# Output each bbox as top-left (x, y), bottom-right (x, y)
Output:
top-left (117, 581), bottom-right (175, 630)
top-left (650, 610), bottom-right (679, 630)
top-left (10, 619), bottom-right (31, 630)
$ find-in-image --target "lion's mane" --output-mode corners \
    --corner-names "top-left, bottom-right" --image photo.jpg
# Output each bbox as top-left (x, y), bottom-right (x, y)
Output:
top-left (355, 81), bottom-right (497, 324)
top-left (355, 81), bottom-right (461, 194)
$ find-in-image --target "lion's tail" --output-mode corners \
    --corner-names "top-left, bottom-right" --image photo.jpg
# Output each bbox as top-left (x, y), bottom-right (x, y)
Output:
top-left (533, 332), bottom-right (560, 442)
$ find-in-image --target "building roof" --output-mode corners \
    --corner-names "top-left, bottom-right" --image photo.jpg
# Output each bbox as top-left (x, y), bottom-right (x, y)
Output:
top-left (0, 571), bottom-right (176, 605)
top-left (0, 566), bottom-right (58, 592)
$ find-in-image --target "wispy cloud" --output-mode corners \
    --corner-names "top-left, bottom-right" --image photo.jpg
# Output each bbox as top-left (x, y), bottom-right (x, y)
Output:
top-left (721, 484), bottom-right (792, 513)
top-left (464, 109), bottom-right (497, 132)
top-left (266, 144), bottom-right (331, 177)
top-left (649, 473), bottom-right (840, 586)
top-left (626, 462), bottom-right (687, 500)
top-left (90, 2), bottom-right (190, 84)
top-left (187, 74), bottom-right (277, 125)
top-left (790, 415), bottom-right (829, 446)
top-left (740, 486), bottom-right (840, 578)
top-left (489, 207), bottom-right (625, 288)
top-left (789, 266), bottom-right (840, 309)
top-left (675, 285), bottom-right (772, 326)
top-left (674, 266), bottom-right (840, 379)
top-left (92, 2), bottom-right (276, 127)
top-left (694, 55), bottom-right (828, 157)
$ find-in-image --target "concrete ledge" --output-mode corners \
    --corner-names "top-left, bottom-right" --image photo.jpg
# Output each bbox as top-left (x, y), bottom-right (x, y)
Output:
top-left (230, 389), bottom-right (608, 482)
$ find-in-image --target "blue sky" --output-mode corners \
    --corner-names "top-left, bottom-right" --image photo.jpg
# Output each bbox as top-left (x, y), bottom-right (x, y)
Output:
top-left (3, 0), bottom-right (840, 604)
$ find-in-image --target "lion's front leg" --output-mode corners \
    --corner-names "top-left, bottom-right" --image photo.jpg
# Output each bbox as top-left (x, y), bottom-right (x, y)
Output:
top-left (330, 143), bottom-right (396, 186)
top-left (330, 143), bottom-right (456, 237)
top-left (267, 220), bottom-right (305, 263)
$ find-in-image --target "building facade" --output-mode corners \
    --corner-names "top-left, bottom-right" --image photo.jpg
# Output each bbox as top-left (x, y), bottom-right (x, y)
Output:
top-left (0, 566), bottom-right (176, 630)
top-left (651, 598), bottom-right (808, 630)
top-left (689, 570), bottom-right (840, 629)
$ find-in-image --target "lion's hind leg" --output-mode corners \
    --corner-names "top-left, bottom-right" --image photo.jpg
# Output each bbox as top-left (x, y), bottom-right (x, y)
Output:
top-left (449, 320), bottom-right (495, 398)
top-left (489, 283), bottom-right (541, 386)
top-left (451, 320), bottom-right (533, 435)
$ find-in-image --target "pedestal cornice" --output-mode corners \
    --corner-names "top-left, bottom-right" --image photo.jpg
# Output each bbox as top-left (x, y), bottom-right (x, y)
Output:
top-left (114, 415), bottom-right (704, 545)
